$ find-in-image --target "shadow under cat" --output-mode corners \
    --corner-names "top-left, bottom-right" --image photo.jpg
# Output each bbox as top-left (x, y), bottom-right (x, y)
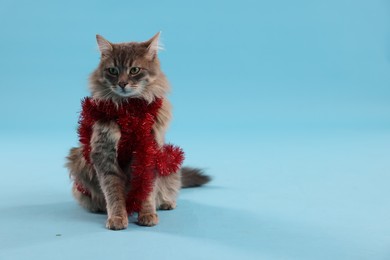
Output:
top-left (0, 192), bottom-right (354, 260)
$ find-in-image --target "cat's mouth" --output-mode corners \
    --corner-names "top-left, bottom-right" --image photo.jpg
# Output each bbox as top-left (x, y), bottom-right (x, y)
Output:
top-left (112, 85), bottom-right (140, 97)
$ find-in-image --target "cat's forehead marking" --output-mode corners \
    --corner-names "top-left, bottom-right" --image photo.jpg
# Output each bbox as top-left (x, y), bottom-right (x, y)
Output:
top-left (110, 43), bottom-right (145, 68)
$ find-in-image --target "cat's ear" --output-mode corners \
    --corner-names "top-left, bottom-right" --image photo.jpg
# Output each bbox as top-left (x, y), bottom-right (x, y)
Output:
top-left (145, 32), bottom-right (161, 59)
top-left (96, 35), bottom-right (113, 56)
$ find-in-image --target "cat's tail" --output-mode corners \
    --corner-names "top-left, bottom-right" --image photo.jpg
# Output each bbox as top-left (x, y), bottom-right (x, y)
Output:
top-left (181, 166), bottom-right (211, 188)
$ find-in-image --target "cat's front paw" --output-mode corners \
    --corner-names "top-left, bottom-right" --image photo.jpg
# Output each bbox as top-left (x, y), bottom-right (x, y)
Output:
top-left (106, 215), bottom-right (128, 230)
top-left (137, 213), bottom-right (159, 227)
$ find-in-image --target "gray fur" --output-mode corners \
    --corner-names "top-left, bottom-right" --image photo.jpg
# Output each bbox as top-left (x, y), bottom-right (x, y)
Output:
top-left (91, 121), bottom-right (128, 230)
top-left (181, 167), bottom-right (211, 188)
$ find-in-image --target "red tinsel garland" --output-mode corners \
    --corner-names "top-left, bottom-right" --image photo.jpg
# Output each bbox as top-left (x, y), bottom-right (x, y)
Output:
top-left (77, 97), bottom-right (184, 214)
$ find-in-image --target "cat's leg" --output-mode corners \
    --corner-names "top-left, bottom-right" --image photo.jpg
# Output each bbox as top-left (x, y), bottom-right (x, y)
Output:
top-left (90, 121), bottom-right (128, 230)
top-left (137, 172), bottom-right (180, 226)
top-left (155, 172), bottom-right (181, 210)
top-left (137, 183), bottom-right (159, 226)
top-left (67, 147), bottom-right (106, 213)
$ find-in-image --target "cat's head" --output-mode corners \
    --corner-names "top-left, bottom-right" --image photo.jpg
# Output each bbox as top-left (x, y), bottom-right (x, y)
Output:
top-left (89, 32), bottom-right (169, 103)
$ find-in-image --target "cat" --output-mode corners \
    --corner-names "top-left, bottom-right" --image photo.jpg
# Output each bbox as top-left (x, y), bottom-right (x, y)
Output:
top-left (66, 32), bottom-right (210, 230)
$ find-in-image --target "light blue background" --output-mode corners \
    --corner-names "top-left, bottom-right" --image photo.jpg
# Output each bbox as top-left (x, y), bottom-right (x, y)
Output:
top-left (1, 0), bottom-right (389, 259)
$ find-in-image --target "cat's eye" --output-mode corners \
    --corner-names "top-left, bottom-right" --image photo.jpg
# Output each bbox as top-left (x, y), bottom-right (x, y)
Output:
top-left (130, 67), bottom-right (141, 75)
top-left (108, 67), bottom-right (119, 76)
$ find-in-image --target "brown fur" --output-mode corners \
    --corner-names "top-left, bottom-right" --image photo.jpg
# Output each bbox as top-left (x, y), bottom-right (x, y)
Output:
top-left (66, 33), bottom-right (210, 230)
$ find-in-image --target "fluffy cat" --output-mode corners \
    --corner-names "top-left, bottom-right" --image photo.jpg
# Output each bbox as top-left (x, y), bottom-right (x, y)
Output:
top-left (66, 32), bottom-right (210, 230)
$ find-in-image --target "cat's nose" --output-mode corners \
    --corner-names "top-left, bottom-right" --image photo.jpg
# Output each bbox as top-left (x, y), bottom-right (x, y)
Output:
top-left (118, 81), bottom-right (128, 88)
